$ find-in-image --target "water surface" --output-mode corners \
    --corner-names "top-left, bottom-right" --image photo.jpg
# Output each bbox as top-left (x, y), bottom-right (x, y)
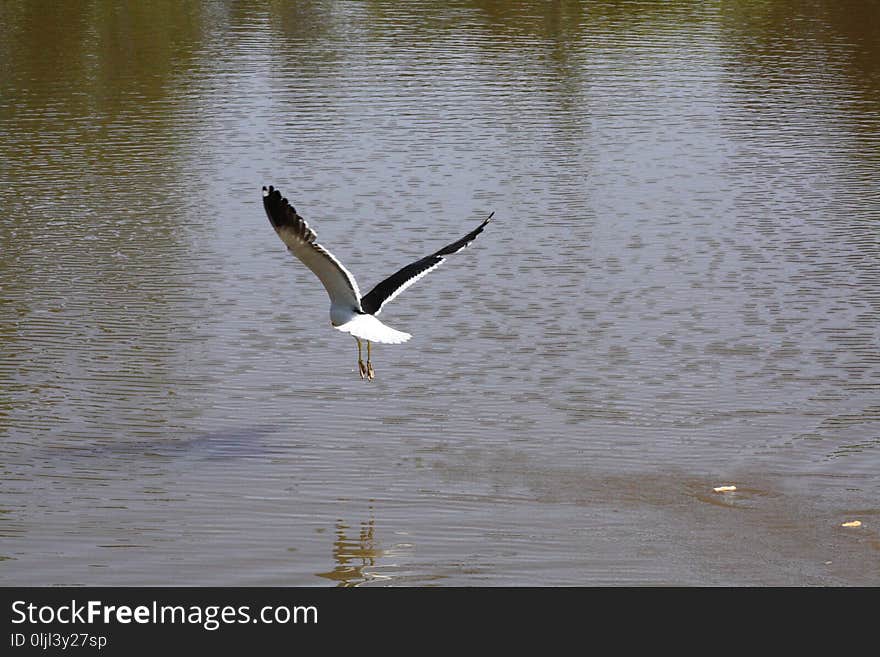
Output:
top-left (1, 0), bottom-right (879, 585)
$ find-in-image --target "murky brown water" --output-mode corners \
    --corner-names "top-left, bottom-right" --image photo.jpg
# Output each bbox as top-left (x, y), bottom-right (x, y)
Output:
top-left (2, 1), bottom-right (879, 586)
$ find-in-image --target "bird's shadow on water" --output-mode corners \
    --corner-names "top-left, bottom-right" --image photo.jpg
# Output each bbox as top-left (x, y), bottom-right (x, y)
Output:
top-left (155, 425), bottom-right (289, 461)
top-left (41, 424), bottom-right (290, 465)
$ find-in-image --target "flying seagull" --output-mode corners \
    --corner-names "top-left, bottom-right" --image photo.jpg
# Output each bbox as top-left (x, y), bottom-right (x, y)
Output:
top-left (262, 185), bottom-right (494, 380)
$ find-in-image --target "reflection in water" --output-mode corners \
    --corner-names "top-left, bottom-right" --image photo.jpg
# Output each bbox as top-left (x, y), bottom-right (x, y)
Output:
top-left (315, 511), bottom-right (390, 587)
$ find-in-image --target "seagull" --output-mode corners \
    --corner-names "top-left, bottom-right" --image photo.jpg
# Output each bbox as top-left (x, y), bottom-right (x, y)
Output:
top-left (262, 185), bottom-right (494, 380)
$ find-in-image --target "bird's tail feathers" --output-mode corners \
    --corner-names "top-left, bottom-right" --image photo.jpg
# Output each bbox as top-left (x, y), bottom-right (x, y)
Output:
top-left (333, 314), bottom-right (412, 344)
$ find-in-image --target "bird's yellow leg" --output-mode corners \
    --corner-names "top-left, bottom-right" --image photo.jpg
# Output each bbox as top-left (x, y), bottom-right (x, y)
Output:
top-left (356, 338), bottom-right (367, 379)
top-left (366, 341), bottom-right (375, 381)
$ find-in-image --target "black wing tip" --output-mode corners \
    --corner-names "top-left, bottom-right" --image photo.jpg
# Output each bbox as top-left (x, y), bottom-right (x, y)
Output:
top-left (262, 184), bottom-right (297, 229)
top-left (470, 210), bottom-right (495, 238)
top-left (262, 184), bottom-right (281, 202)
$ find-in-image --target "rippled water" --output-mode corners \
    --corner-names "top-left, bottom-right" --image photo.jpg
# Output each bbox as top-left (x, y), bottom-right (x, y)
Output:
top-left (2, 1), bottom-right (879, 585)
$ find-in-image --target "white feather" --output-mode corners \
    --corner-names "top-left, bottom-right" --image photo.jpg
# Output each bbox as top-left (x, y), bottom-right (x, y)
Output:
top-left (333, 314), bottom-right (412, 344)
top-left (276, 232), bottom-right (362, 309)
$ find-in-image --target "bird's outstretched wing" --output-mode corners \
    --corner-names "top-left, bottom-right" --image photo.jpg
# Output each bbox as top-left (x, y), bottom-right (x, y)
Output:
top-left (360, 212), bottom-right (494, 315)
top-left (262, 186), bottom-right (362, 309)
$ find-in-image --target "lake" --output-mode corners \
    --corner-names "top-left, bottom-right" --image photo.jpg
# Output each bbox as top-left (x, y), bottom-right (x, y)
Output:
top-left (1, 0), bottom-right (878, 585)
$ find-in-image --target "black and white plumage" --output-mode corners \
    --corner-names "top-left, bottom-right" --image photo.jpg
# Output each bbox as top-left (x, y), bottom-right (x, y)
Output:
top-left (262, 185), bottom-right (493, 378)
